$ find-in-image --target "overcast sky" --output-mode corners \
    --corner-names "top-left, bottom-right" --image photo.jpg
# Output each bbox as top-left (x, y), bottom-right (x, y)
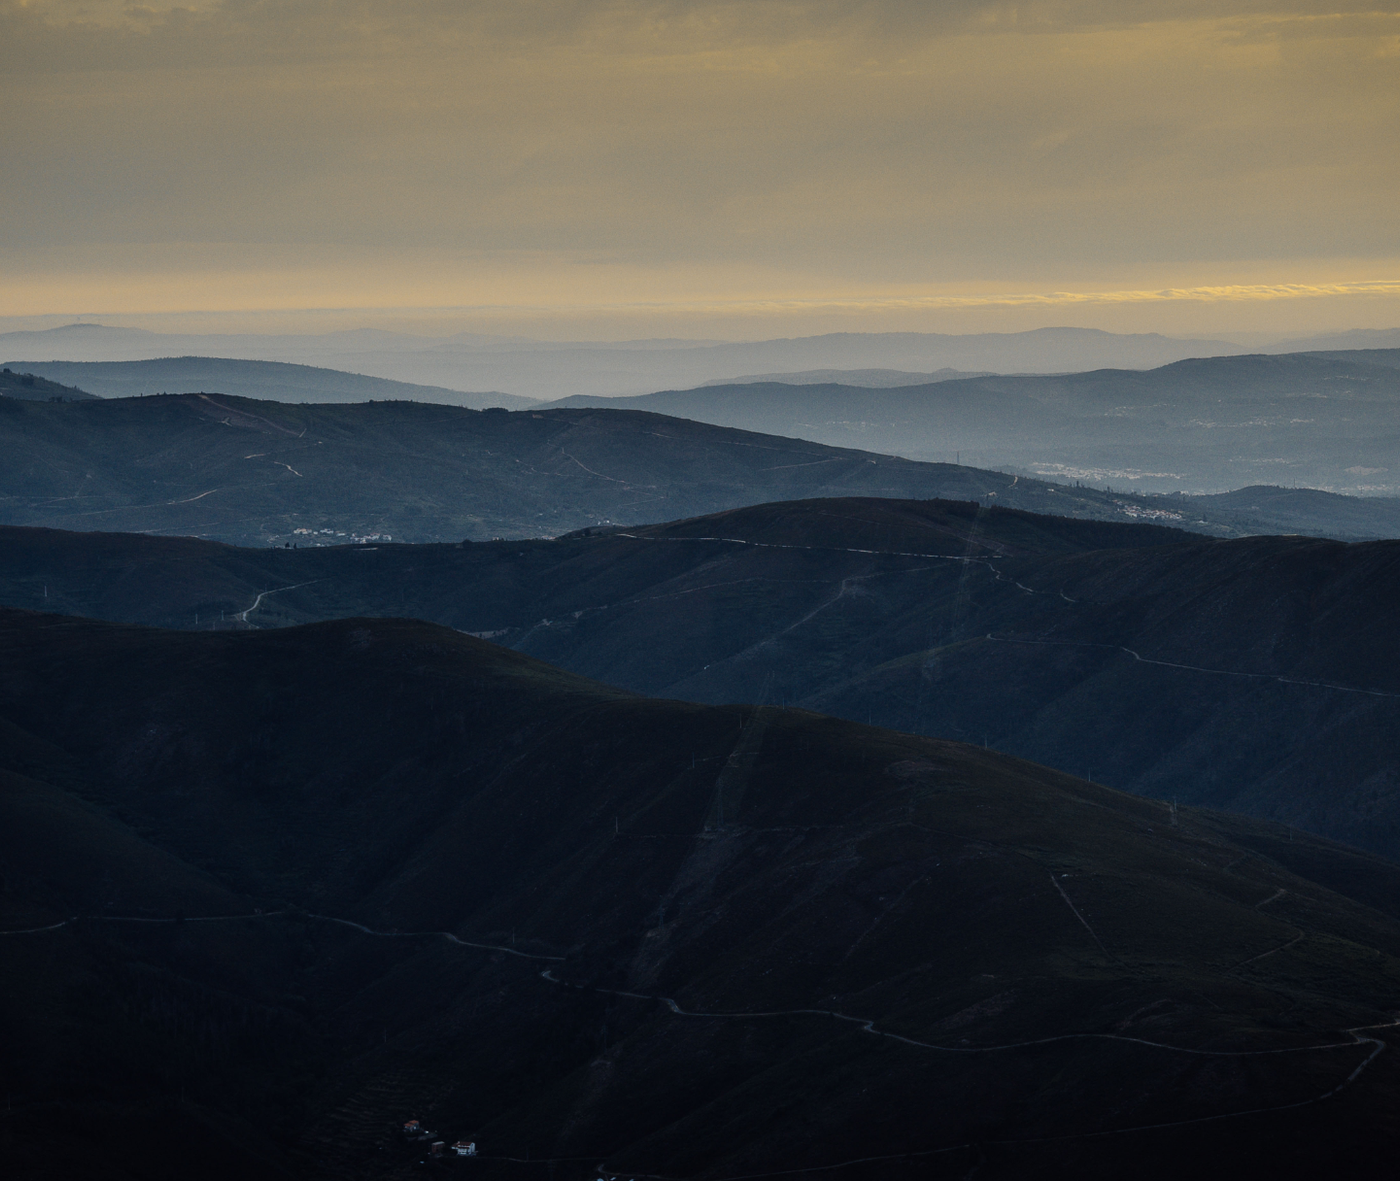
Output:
top-left (2, 0), bottom-right (1397, 338)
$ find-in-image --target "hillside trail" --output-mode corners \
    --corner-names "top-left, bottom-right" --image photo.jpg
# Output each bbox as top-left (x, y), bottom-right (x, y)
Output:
top-left (539, 969), bottom-right (1398, 1160)
top-left (537, 970), bottom-right (1389, 1066)
top-left (6, 906), bottom-right (1395, 1154)
top-left (620, 530), bottom-right (1400, 698)
top-left (615, 532), bottom-right (1056, 600)
top-left (238, 579), bottom-right (322, 623)
top-left (984, 633), bottom-right (1400, 699)
top-left (660, 1011), bottom-right (1399, 1181)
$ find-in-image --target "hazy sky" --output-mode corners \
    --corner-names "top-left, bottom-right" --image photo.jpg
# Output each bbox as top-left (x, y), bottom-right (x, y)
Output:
top-left (2, 0), bottom-right (1397, 338)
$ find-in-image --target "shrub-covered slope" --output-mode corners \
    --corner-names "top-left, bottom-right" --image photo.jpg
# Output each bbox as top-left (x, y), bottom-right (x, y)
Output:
top-left (3, 497), bottom-right (1399, 859)
top-left (0, 367), bottom-right (95, 402)
top-left (2, 609), bottom-right (1400, 1178)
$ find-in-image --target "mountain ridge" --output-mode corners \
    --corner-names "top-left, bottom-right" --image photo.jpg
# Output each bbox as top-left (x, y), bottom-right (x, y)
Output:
top-left (4, 496), bottom-right (1400, 860)
top-left (540, 351), bottom-right (1400, 498)
top-left (4, 390), bottom-right (1398, 546)
top-left (0, 323), bottom-right (1252, 398)
top-left (0, 355), bottom-right (533, 410)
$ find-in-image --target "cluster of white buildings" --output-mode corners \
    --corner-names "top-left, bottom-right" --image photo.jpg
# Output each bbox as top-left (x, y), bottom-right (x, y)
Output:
top-left (402, 1119), bottom-right (477, 1159)
top-left (289, 527), bottom-right (393, 544)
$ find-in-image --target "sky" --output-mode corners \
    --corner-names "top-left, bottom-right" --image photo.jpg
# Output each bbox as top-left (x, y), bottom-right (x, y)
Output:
top-left (2, 0), bottom-right (1397, 339)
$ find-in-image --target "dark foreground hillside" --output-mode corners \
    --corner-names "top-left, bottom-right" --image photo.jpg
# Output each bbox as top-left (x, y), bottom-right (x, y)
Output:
top-left (4, 497), bottom-right (1399, 859)
top-left (2, 609), bottom-right (1400, 1179)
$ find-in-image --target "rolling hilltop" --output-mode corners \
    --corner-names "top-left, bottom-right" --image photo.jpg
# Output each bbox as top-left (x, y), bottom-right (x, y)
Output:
top-left (0, 366), bottom-right (95, 402)
top-left (0, 391), bottom-right (1279, 546)
top-left (3, 608), bottom-right (1399, 1178)
top-left (545, 351), bottom-right (1400, 502)
top-left (0, 323), bottom-right (1250, 398)
top-left (0, 390), bottom-right (1393, 545)
top-left (4, 497), bottom-right (1400, 860)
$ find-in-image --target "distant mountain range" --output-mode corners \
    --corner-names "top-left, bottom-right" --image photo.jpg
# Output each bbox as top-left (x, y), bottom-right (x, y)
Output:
top-left (544, 351), bottom-right (1400, 497)
top-left (4, 605), bottom-right (1399, 1177)
top-left (1277, 328), bottom-right (1400, 351)
top-left (701, 367), bottom-right (994, 387)
top-left (0, 323), bottom-right (1259, 399)
top-left (6, 495), bottom-right (1400, 860)
top-left (5, 391), bottom-right (1400, 545)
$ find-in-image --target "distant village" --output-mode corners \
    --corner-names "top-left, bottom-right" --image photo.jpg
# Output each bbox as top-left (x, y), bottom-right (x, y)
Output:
top-left (402, 1118), bottom-right (476, 1160)
top-left (289, 527), bottom-right (393, 545)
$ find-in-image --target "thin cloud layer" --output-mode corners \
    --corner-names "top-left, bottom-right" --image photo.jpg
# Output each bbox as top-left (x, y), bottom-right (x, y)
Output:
top-left (2, 0), bottom-right (1396, 332)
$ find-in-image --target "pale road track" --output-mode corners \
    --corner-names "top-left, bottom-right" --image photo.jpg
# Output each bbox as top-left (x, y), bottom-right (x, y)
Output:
top-left (4, 908), bottom-right (1376, 1062)
top-left (0, 909), bottom-right (563, 961)
top-left (5, 526), bottom-right (1392, 1168)
top-left (537, 969), bottom-right (1386, 1065)
top-left (4, 906), bottom-right (1394, 1170)
top-left (984, 633), bottom-right (1400, 700)
top-left (238, 579), bottom-right (321, 622)
top-left (1048, 872), bottom-right (1121, 965)
top-left (616, 532), bottom-right (1399, 699)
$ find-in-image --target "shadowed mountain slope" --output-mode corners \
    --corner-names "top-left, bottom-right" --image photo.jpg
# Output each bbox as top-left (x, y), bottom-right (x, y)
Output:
top-left (2, 356), bottom-right (532, 410)
top-left (2, 608), bottom-right (1400, 1179)
top-left (0, 367), bottom-right (95, 402)
top-left (3, 497), bottom-right (1399, 860)
top-left (0, 391), bottom-right (1309, 546)
top-left (0, 497), bottom-right (1188, 631)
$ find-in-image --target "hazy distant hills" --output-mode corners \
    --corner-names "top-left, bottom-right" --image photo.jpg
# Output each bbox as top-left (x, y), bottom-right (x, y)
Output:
top-left (4, 606), bottom-right (1399, 1177)
top-left (0, 392), bottom-right (1064, 544)
top-left (7, 321), bottom-right (1399, 401)
top-left (1309, 346), bottom-right (1400, 370)
top-left (0, 355), bottom-right (533, 410)
top-left (0, 323), bottom-right (1254, 399)
top-left (4, 391), bottom-right (1400, 544)
top-left (1283, 328), bottom-right (1400, 351)
top-left (0, 390), bottom-right (1321, 547)
top-left (7, 495), bottom-right (1400, 859)
top-left (701, 367), bottom-right (993, 387)
top-left (545, 351), bottom-right (1400, 497)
